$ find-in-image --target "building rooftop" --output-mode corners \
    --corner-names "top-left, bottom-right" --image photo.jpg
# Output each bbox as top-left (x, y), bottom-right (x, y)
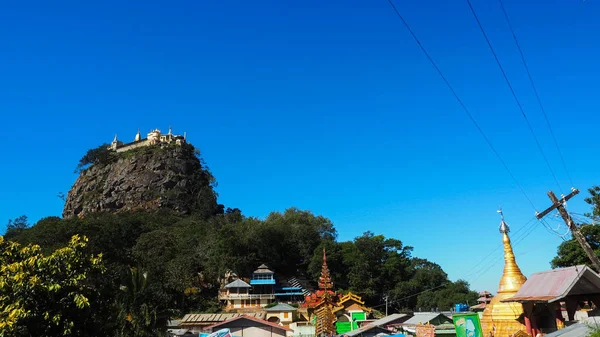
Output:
top-left (367, 313), bottom-right (409, 327)
top-left (401, 312), bottom-right (451, 326)
top-left (181, 312), bottom-right (266, 325)
top-left (544, 316), bottom-right (600, 337)
top-left (203, 315), bottom-right (293, 332)
top-left (253, 264), bottom-right (274, 274)
top-left (265, 303), bottom-right (297, 312)
top-left (502, 265), bottom-right (600, 303)
top-left (224, 279), bottom-right (252, 289)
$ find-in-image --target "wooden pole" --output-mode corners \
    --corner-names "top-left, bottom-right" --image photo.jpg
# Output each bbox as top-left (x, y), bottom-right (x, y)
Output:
top-left (536, 189), bottom-right (600, 272)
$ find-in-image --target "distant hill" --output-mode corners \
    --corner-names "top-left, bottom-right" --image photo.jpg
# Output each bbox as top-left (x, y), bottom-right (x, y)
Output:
top-left (63, 142), bottom-right (221, 218)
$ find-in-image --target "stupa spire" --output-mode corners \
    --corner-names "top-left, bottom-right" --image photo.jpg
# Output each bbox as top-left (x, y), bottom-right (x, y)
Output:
top-left (497, 208), bottom-right (526, 294)
top-left (318, 249), bottom-right (333, 290)
top-left (480, 209), bottom-right (528, 337)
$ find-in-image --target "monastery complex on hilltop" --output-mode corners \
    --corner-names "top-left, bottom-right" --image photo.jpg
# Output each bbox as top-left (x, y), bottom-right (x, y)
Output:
top-left (109, 126), bottom-right (186, 153)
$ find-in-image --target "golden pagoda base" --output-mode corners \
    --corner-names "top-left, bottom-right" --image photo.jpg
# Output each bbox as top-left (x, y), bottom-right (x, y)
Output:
top-left (480, 292), bottom-right (527, 337)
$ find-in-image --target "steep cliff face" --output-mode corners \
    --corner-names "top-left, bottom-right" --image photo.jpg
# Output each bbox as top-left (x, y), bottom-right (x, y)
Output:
top-left (63, 144), bottom-right (220, 218)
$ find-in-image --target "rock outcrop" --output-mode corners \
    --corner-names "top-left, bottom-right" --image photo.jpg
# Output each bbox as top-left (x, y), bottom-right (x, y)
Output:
top-left (63, 144), bottom-right (219, 218)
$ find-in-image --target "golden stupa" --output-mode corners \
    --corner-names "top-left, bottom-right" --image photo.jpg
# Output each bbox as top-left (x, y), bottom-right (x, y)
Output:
top-left (480, 210), bottom-right (528, 337)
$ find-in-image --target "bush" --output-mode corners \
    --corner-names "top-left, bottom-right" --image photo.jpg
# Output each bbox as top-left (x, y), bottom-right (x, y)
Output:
top-left (75, 143), bottom-right (115, 172)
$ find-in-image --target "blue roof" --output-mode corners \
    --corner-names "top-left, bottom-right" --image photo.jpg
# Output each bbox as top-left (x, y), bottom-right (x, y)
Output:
top-left (274, 292), bottom-right (304, 296)
top-left (250, 279), bottom-right (275, 285)
top-left (281, 287), bottom-right (302, 291)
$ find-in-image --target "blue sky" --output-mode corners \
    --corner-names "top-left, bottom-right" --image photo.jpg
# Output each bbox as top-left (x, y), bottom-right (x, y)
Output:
top-left (1, 0), bottom-right (599, 293)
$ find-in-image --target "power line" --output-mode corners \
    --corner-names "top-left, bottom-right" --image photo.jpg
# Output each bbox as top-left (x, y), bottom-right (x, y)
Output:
top-left (385, 0), bottom-right (538, 212)
top-left (462, 216), bottom-right (536, 280)
top-left (371, 283), bottom-right (449, 309)
top-left (468, 218), bottom-right (540, 284)
top-left (497, 0), bottom-right (575, 188)
top-left (465, 0), bottom-right (564, 195)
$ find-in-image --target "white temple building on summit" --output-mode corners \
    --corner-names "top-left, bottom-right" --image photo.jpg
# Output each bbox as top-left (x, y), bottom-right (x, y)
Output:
top-left (109, 126), bottom-right (187, 153)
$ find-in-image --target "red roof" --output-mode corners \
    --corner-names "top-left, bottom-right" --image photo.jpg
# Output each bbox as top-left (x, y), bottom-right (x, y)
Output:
top-left (502, 265), bottom-right (600, 303)
top-left (470, 303), bottom-right (487, 309)
top-left (203, 314), bottom-right (293, 332)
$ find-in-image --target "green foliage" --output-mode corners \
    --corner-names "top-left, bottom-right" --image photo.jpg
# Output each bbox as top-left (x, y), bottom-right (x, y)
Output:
top-left (116, 267), bottom-right (169, 337)
top-left (552, 185), bottom-right (600, 269)
top-left (4, 215), bottom-right (29, 240)
top-left (416, 280), bottom-right (478, 311)
top-left (76, 143), bottom-right (115, 172)
top-left (0, 235), bottom-right (105, 336)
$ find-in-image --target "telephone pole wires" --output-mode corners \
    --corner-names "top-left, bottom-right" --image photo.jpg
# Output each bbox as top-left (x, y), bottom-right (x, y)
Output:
top-left (536, 188), bottom-right (600, 272)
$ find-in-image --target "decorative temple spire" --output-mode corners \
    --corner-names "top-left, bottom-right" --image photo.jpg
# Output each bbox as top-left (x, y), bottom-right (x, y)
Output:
top-left (318, 249), bottom-right (333, 290)
top-left (134, 129), bottom-right (141, 142)
top-left (168, 125), bottom-right (172, 135)
top-left (113, 134), bottom-right (118, 143)
top-left (496, 209), bottom-right (527, 294)
top-left (498, 207), bottom-right (510, 233)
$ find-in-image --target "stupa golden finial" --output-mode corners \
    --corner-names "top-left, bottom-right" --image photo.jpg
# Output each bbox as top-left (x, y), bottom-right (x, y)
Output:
top-left (480, 209), bottom-right (527, 337)
top-left (497, 208), bottom-right (527, 294)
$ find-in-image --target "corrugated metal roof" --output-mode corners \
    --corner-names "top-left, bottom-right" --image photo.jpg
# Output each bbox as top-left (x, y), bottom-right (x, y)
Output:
top-left (202, 314), bottom-right (293, 332)
top-left (368, 314), bottom-right (409, 327)
top-left (181, 312), bottom-right (266, 324)
top-left (265, 303), bottom-right (297, 312)
top-left (402, 313), bottom-right (450, 326)
top-left (502, 265), bottom-right (600, 303)
top-left (544, 317), bottom-right (600, 337)
top-left (224, 279), bottom-right (252, 288)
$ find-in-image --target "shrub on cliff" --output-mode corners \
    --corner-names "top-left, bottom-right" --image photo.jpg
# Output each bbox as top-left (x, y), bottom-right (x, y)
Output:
top-left (75, 143), bottom-right (115, 173)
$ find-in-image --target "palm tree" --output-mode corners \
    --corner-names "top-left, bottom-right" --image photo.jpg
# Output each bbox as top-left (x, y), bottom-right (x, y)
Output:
top-left (117, 267), bottom-right (169, 337)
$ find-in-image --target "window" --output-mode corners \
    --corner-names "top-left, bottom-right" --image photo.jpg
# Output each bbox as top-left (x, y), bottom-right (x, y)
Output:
top-left (284, 312), bottom-right (289, 319)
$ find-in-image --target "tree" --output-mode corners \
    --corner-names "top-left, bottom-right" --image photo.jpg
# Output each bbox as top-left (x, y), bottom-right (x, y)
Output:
top-left (116, 267), bottom-right (169, 337)
top-left (75, 143), bottom-right (115, 173)
top-left (552, 185), bottom-right (600, 268)
top-left (0, 235), bottom-right (104, 336)
top-left (4, 215), bottom-right (29, 240)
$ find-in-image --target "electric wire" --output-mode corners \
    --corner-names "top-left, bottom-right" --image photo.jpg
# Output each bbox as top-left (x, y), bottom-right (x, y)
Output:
top-left (465, 0), bottom-right (565, 195)
top-left (468, 218), bottom-right (539, 284)
top-left (385, 0), bottom-right (538, 212)
top-left (462, 216), bottom-right (536, 280)
top-left (370, 283), bottom-right (449, 309)
top-left (497, 0), bottom-right (575, 188)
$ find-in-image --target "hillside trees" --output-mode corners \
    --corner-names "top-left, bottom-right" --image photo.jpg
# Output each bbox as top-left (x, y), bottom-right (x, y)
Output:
top-left (4, 215), bottom-right (29, 240)
top-left (10, 205), bottom-right (479, 318)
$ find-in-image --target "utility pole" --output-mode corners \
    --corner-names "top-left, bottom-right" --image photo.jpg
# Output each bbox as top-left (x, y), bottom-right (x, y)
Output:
top-left (384, 295), bottom-right (388, 316)
top-left (536, 188), bottom-right (600, 272)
